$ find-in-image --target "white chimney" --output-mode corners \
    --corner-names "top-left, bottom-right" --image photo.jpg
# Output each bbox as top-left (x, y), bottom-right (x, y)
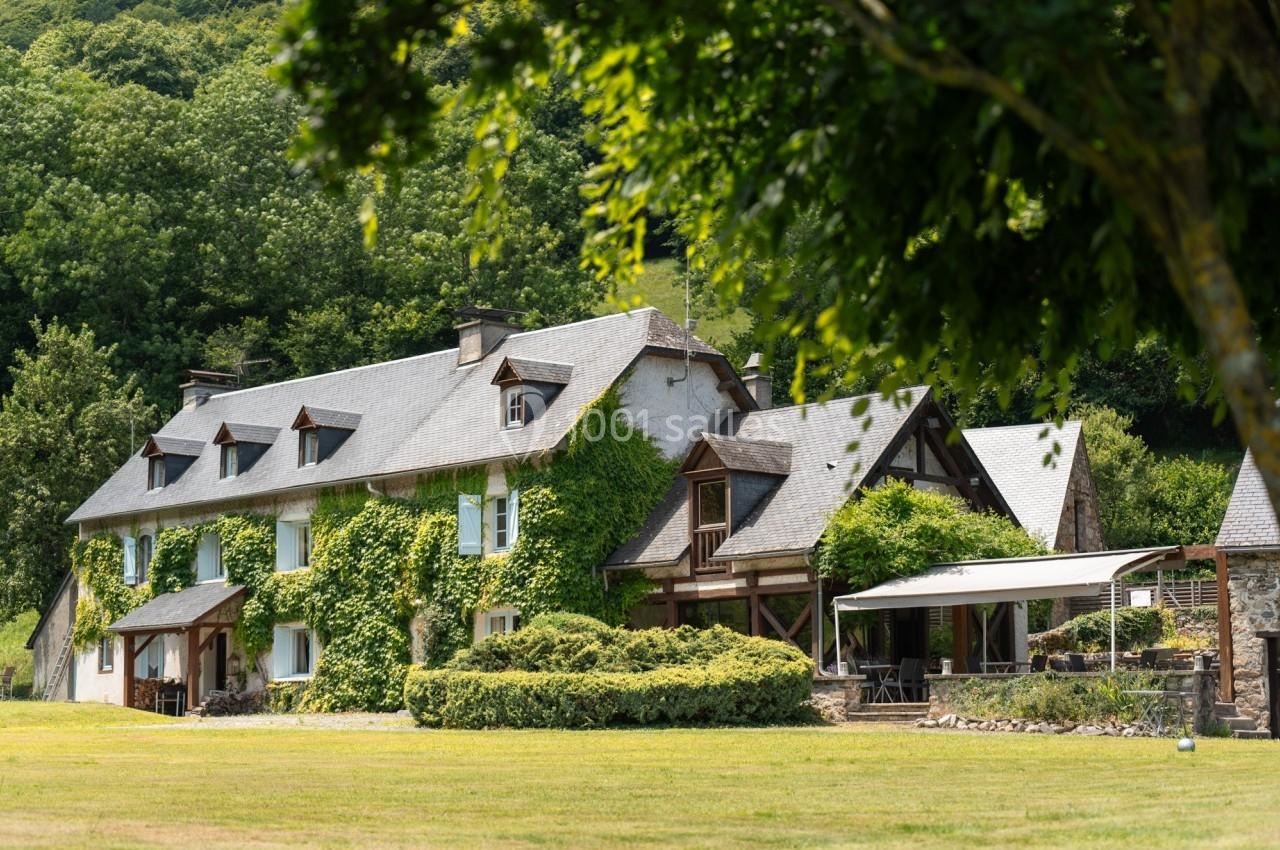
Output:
top-left (455, 307), bottom-right (523, 366)
top-left (742, 353), bottom-right (772, 410)
top-left (179, 370), bottom-right (238, 411)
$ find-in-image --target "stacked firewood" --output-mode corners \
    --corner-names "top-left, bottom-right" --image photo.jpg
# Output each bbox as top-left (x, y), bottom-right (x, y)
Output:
top-left (199, 688), bottom-right (264, 716)
top-left (133, 677), bottom-right (171, 710)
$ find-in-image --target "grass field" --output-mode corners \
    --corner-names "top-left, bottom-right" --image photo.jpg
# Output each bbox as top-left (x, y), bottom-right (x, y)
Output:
top-left (595, 257), bottom-right (750, 350)
top-left (1, 702), bottom-right (1278, 848)
top-left (0, 610), bottom-right (36, 698)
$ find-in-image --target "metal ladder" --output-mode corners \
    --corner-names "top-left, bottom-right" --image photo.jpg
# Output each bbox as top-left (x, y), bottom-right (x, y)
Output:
top-left (41, 628), bottom-right (73, 701)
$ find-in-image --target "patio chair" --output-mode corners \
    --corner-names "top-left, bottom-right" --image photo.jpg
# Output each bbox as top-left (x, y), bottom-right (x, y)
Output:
top-left (1050, 658), bottom-right (1070, 672)
top-left (882, 658), bottom-right (925, 702)
top-left (1153, 648), bottom-right (1175, 669)
top-left (965, 655), bottom-right (982, 675)
top-left (1137, 648), bottom-right (1159, 670)
top-left (1029, 654), bottom-right (1047, 673)
top-left (0, 666), bottom-right (13, 700)
top-left (1068, 653), bottom-right (1087, 673)
top-left (847, 658), bottom-right (878, 702)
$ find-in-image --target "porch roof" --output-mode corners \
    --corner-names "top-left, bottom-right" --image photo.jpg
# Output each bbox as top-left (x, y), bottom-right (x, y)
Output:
top-left (107, 582), bottom-right (245, 633)
top-left (832, 548), bottom-right (1178, 612)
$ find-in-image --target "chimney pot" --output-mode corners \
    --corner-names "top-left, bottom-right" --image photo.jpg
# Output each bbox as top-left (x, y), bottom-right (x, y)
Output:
top-left (742, 353), bottom-right (772, 410)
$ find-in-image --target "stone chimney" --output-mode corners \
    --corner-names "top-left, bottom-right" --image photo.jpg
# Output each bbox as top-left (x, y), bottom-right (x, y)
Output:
top-left (742, 353), bottom-right (772, 410)
top-left (455, 306), bottom-right (523, 366)
top-left (180, 369), bottom-right (239, 411)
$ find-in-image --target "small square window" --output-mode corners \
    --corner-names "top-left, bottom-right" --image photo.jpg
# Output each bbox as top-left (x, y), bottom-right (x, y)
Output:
top-left (697, 480), bottom-right (727, 527)
top-left (98, 636), bottom-right (113, 673)
top-left (148, 457), bottom-right (165, 490)
top-left (220, 444), bottom-right (238, 479)
top-left (299, 430), bottom-right (320, 466)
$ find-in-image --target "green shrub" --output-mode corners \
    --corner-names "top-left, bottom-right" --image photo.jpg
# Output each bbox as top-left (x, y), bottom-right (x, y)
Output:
top-left (816, 480), bottom-right (1046, 591)
top-left (265, 680), bottom-right (308, 713)
top-left (406, 617), bottom-right (813, 728)
top-left (949, 671), bottom-right (1170, 724)
top-left (1061, 606), bottom-right (1167, 652)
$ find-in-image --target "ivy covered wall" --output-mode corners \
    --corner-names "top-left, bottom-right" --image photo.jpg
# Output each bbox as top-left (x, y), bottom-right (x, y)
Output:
top-left (69, 388), bottom-right (675, 712)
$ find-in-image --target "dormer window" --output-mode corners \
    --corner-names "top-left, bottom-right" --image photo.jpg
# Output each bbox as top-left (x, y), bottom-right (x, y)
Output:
top-left (300, 430), bottom-right (319, 466)
top-left (148, 457), bottom-right (165, 490)
top-left (213, 422), bottom-right (278, 479)
top-left (697, 480), bottom-right (727, 527)
top-left (491, 357), bottom-right (572, 429)
top-left (290, 406), bottom-right (360, 468)
top-left (221, 444), bottom-right (238, 479)
top-left (140, 435), bottom-right (203, 492)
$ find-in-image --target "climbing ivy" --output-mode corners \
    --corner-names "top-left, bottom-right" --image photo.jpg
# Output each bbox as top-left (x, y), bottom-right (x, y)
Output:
top-left (70, 534), bottom-right (147, 648)
top-left (215, 513), bottom-right (278, 660)
top-left (149, 525), bottom-right (202, 594)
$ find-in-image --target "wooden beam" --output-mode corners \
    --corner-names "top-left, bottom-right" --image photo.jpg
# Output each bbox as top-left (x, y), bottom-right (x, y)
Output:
top-left (785, 601), bottom-right (813, 640)
top-left (1180, 544), bottom-right (1219, 560)
top-left (198, 624), bottom-right (225, 654)
top-left (123, 632), bottom-right (135, 709)
top-left (1216, 549), bottom-right (1234, 702)
top-left (758, 599), bottom-right (791, 642)
top-left (186, 628), bottom-right (200, 713)
top-left (885, 468), bottom-right (971, 487)
top-left (952, 604), bottom-right (970, 673)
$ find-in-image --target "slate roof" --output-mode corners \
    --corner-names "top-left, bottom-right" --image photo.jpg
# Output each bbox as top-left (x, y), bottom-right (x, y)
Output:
top-left (216, 423), bottom-right (280, 445)
top-left (1217, 450), bottom-right (1280, 549)
top-left (962, 421), bottom-right (1082, 548)
top-left (696, 434), bottom-right (793, 476)
top-left (493, 357), bottom-right (574, 385)
top-left (296, 406), bottom-right (362, 431)
top-left (70, 309), bottom-right (741, 524)
top-left (144, 435), bottom-right (205, 457)
top-left (607, 388), bottom-right (930, 566)
top-left (107, 582), bottom-right (245, 633)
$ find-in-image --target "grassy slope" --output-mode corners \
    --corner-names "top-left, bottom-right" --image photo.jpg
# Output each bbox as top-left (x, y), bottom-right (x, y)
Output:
top-left (595, 257), bottom-right (750, 352)
top-left (2, 703), bottom-right (1280, 849)
top-left (0, 610), bottom-right (36, 697)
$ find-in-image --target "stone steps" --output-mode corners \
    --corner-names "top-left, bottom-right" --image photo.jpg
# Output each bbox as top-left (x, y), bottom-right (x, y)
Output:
top-left (1227, 715), bottom-right (1258, 732)
top-left (1213, 700), bottom-right (1273, 739)
top-left (1233, 729), bottom-right (1273, 740)
top-left (847, 702), bottom-right (929, 723)
top-left (1214, 701), bottom-right (1239, 718)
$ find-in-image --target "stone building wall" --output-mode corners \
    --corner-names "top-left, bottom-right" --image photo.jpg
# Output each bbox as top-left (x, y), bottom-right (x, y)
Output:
top-left (1049, 438), bottom-right (1106, 627)
top-left (1226, 551), bottom-right (1280, 730)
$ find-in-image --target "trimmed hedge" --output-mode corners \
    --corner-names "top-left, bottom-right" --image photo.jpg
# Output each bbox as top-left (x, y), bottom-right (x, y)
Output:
top-left (404, 615), bottom-right (813, 728)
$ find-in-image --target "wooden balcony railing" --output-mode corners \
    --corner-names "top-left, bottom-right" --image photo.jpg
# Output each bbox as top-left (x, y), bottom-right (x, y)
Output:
top-left (692, 525), bottom-right (727, 572)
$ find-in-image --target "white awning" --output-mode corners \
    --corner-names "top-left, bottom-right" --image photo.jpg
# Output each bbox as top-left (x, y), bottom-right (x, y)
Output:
top-left (831, 548), bottom-right (1178, 612)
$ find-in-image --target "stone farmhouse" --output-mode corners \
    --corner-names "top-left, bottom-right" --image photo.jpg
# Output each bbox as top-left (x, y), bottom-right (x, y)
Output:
top-left (28, 307), bottom-right (1100, 710)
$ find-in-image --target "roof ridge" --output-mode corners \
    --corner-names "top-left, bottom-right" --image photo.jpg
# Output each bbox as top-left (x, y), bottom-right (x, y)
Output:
top-left (746, 386), bottom-right (932, 418)
top-left (964, 420), bottom-right (1081, 433)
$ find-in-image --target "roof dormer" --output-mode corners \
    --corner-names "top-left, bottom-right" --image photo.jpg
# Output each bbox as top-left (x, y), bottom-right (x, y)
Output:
top-left (140, 435), bottom-right (203, 491)
top-left (491, 357), bottom-right (572, 428)
top-left (291, 406), bottom-right (360, 468)
top-left (212, 422), bottom-right (280, 479)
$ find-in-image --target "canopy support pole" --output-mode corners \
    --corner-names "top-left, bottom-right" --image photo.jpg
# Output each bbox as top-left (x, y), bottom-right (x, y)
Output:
top-left (982, 608), bottom-right (989, 671)
top-left (1109, 580), bottom-right (1117, 672)
top-left (834, 605), bottom-right (842, 675)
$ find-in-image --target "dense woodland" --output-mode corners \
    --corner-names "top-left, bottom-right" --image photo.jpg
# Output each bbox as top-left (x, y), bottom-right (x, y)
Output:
top-left (0, 0), bottom-right (1243, 621)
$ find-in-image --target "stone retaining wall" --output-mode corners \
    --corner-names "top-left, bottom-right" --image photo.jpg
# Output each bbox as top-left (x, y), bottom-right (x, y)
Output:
top-left (925, 670), bottom-right (1219, 734)
top-left (811, 675), bottom-right (867, 722)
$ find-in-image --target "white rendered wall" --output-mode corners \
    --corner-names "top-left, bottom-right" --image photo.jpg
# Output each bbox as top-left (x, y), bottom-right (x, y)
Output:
top-left (619, 356), bottom-right (741, 458)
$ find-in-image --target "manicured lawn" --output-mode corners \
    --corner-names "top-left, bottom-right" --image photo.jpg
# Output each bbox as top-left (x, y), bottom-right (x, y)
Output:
top-left (0, 611), bottom-right (36, 698)
top-left (1, 702), bottom-right (1278, 849)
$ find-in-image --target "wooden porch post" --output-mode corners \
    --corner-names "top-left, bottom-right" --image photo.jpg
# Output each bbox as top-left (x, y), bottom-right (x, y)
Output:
top-left (186, 627), bottom-right (201, 713)
top-left (1215, 549), bottom-right (1234, 702)
top-left (952, 605), bottom-right (970, 672)
top-left (122, 633), bottom-right (135, 709)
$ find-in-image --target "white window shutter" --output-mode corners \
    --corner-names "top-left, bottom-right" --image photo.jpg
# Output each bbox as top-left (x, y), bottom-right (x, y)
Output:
top-left (271, 626), bottom-right (291, 679)
top-left (122, 536), bottom-right (137, 585)
top-left (458, 494), bottom-right (482, 555)
top-left (196, 533), bottom-right (218, 581)
top-left (275, 521), bottom-right (296, 572)
top-left (508, 489), bottom-right (519, 546)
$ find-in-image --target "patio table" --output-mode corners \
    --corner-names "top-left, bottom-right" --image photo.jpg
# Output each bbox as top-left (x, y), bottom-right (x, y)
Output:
top-left (980, 661), bottom-right (1029, 674)
top-left (860, 664), bottom-right (898, 702)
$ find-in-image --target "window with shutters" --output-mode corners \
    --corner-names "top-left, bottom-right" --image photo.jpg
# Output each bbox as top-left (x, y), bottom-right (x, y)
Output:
top-left (492, 490), bottom-right (519, 552)
top-left (457, 494), bottom-right (483, 555)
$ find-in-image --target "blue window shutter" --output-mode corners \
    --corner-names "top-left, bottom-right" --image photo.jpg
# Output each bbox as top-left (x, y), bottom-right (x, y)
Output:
top-left (508, 489), bottom-right (519, 546)
top-left (458, 494), bottom-right (482, 555)
top-left (122, 536), bottom-right (137, 585)
top-left (271, 626), bottom-right (291, 679)
top-left (275, 521), bottom-right (296, 572)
